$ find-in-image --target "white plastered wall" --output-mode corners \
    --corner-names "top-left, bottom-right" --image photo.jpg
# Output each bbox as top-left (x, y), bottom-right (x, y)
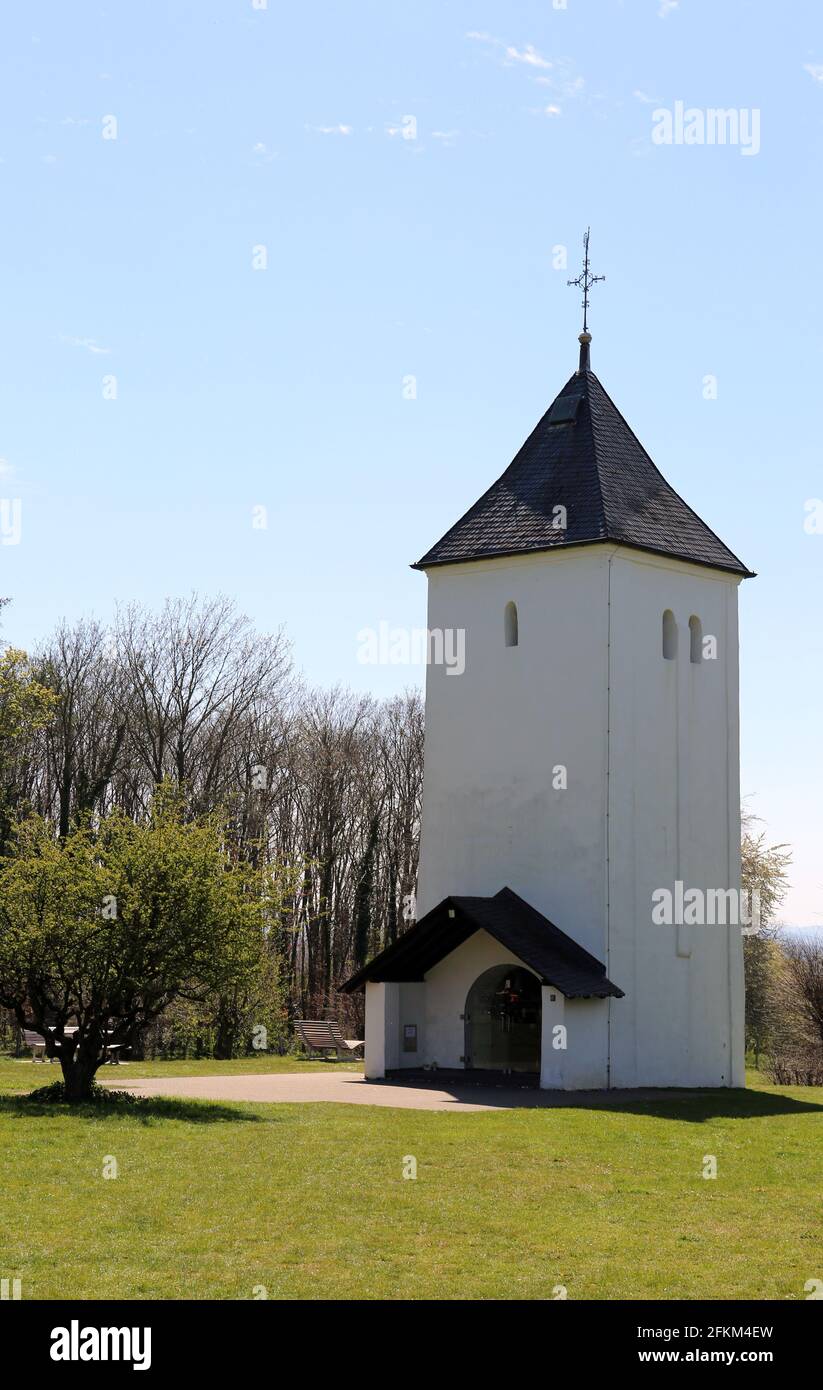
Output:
top-left (607, 549), bottom-right (745, 1087)
top-left (413, 543), bottom-right (745, 1089)
top-left (417, 547), bottom-right (610, 964)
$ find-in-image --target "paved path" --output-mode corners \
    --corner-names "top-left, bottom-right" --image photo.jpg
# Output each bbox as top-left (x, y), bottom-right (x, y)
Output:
top-left (111, 1071), bottom-right (695, 1113)
top-left (114, 1072), bottom-right (501, 1111)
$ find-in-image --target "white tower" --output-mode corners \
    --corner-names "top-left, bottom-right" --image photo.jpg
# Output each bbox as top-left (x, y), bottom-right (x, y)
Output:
top-left (345, 318), bottom-right (752, 1091)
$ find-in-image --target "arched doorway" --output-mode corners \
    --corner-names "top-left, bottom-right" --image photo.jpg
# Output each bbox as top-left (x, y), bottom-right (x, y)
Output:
top-left (464, 965), bottom-right (541, 1074)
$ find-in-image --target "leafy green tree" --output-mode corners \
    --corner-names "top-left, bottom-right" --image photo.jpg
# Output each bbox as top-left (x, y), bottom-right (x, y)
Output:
top-left (740, 812), bottom-right (792, 1067)
top-left (743, 934), bottom-right (789, 1068)
top-left (0, 646), bottom-right (57, 740)
top-left (0, 793), bottom-right (282, 1100)
top-left (209, 947), bottom-right (287, 1059)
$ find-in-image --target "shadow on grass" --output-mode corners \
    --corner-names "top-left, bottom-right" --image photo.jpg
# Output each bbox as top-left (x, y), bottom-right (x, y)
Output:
top-left (379, 1073), bottom-right (823, 1121)
top-left (577, 1089), bottom-right (823, 1123)
top-left (0, 1091), bottom-right (269, 1125)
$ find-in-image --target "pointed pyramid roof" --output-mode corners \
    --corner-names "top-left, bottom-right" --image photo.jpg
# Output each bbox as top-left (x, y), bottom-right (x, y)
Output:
top-left (414, 343), bottom-right (753, 577)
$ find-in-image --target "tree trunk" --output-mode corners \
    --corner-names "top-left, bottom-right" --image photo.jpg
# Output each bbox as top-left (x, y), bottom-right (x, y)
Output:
top-left (353, 811), bottom-right (379, 969)
top-left (213, 1002), bottom-right (237, 1060)
top-left (214, 1029), bottom-right (234, 1060)
top-left (60, 1051), bottom-right (100, 1102)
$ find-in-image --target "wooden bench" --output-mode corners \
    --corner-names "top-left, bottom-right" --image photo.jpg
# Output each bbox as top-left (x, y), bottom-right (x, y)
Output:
top-left (295, 1020), bottom-right (364, 1059)
top-left (22, 1030), bottom-right (47, 1062)
top-left (22, 1025), bottom-right (121, 1065)
top-left (44, 1025), bottom-right (79, 1063)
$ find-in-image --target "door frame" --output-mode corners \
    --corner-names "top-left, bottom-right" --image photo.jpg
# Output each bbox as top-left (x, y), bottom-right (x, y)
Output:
top-left (463, 963), bottom-right (542, 1074)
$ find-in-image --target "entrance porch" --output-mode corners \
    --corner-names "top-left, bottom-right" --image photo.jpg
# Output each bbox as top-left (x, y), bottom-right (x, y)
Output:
top-left (341, 887), bottom-right (623, 1091)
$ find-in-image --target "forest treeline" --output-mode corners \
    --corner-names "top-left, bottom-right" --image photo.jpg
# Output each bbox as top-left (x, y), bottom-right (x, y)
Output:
top-left (0, 595), bottom-right (422, 1038)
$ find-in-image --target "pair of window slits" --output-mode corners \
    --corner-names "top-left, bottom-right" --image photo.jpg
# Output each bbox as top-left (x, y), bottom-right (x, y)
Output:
top-left (663, 611), bottom-right (702, 663)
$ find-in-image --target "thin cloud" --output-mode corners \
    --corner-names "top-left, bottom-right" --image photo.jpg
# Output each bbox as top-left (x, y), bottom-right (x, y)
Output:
top-left (535, 64), bottom-right (584, 101)
top-left (467, 31), bottom-right (552, 72)
top-left (504, 43), bottom-right (552, 70)
top-left (803, 63), bottom-right (823, 82)
top-left (633, 88), bottom-right (660, 104)
top-left (658, 0), bottom-right (679, 16)
top-left (61, 335), bottom-right (110, 355)
top-left (306, 123), bottom-right (352, 136)
top-left (466, 31), bottom-right (587, 108)
top-left (431, 130), bottom-right (459, 146)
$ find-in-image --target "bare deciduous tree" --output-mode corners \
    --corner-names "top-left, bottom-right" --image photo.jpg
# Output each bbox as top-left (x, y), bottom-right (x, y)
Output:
top-left (781, 936), bottom-right (823, 1051)
top-left (10, 598), bottom-right (424, 1030)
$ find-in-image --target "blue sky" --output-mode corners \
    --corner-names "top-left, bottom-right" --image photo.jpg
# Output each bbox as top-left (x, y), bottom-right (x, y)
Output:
top-left (0, 0), bottom-right (821, 924)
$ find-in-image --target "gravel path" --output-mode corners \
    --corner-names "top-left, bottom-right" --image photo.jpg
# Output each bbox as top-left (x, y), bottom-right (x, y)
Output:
top-left (109, 1070), bottom-right (691, 1113)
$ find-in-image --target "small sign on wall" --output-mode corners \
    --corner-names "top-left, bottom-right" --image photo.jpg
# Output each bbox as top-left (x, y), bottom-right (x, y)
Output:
top-left (403, 1024), bottom-right (418, 1053)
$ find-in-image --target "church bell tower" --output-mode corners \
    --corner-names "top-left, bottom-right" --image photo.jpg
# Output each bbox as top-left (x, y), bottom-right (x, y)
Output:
top-left (345, 235), bottom-right (752, 1090)
top-left (411, 238), bottom-right (752, 1088)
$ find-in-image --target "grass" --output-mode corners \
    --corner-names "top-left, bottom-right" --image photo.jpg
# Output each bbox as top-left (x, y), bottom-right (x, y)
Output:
top-left (0, 1056), bottom-right (820, 1300)
top-left (0, 1052), bottom-right (361, 1096)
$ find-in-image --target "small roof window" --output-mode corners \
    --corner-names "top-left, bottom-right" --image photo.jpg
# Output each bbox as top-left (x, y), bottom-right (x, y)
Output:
top-left (547, 394), bottom-right (582, 425)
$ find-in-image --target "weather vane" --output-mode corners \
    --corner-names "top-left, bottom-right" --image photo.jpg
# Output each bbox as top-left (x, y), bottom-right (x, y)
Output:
top-left (567, 227), bottom-right (605, 335)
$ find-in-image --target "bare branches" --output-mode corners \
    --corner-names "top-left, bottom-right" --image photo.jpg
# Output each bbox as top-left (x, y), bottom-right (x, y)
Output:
top-left (10, 599), bottom-right (425, 1015)
top-left (781, 936), bottom-right (823, 1050)
top-left (116, 595), bottom-right (292, 804)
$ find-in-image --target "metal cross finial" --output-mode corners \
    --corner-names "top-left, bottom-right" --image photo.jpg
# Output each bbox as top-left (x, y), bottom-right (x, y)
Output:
top-left (567, 227), bottom-right (605, 334)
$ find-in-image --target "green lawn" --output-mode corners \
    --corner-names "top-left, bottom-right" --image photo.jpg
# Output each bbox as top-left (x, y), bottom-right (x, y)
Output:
top-left (0, 1053), bottom-right (362, 1095)
top-left (0, 1056), bottom-right (820, 1300)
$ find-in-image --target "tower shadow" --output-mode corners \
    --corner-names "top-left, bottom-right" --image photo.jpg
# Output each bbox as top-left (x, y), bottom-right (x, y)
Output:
top-left (372, 1072), bottom-right (823, 1120)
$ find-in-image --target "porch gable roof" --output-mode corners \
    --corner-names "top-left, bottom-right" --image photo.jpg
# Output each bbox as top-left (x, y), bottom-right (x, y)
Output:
top-left (340, 887), bottom-right (623, 999)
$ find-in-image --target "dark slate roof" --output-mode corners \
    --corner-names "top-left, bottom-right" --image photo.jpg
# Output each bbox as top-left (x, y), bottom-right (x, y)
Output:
top-left (414, 365), bottom-right (753, 577)
top-left (340, 887), bottom-right (624, 999)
